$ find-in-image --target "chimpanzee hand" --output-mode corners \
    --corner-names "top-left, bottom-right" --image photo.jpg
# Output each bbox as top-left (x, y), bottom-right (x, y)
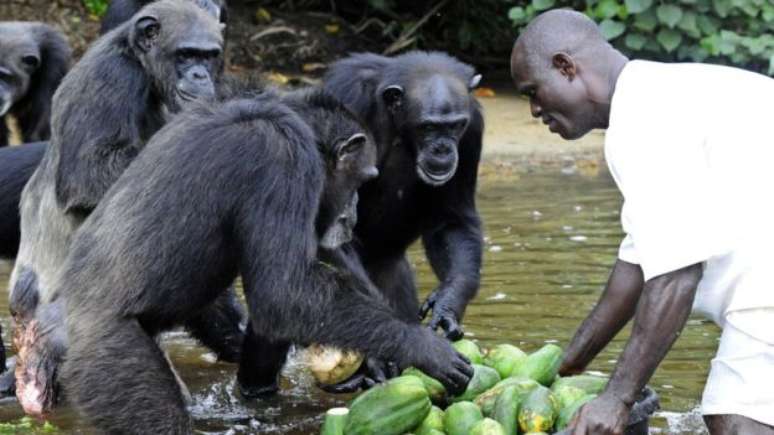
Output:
top-left (419, 288), bottom-right (465, 340)
top-left (409, 327), bottom-right (473, 396)
top-left (568, 392), bottom-right (630, 435)
top-left (319, 356), bottom-right (401, 394)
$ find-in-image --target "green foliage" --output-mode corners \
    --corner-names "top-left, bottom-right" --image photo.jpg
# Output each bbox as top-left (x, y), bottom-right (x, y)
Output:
top-left (83, 0), bottom-right (109, 17)
top-left (507, 0), bottom-right (774, 75)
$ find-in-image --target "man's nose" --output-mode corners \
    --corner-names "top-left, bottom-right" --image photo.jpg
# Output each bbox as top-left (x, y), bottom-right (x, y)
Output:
top-left (530, 100), bottom-right (542, 118)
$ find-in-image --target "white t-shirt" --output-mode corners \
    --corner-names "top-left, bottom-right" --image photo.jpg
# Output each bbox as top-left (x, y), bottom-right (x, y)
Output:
top-left (606, 60), bottom-right (774, 343)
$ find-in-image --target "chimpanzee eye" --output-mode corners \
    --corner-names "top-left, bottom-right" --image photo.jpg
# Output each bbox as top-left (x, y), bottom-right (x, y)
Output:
top-left (21, 55), bottom-right (40, 69)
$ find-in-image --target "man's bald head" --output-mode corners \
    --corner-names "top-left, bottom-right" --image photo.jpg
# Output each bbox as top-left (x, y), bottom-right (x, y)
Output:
top-left (510, 9), bottom-right (627, 140)
top-left (513, 9), bottom-right (608, 74)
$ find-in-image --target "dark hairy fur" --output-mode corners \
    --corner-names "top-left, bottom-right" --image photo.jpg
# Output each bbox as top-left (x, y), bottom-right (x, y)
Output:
top-left (8, 0), bottom-right (238, 415)
top-left (242, 51), bottom-right (484, 392)
top-left (100, 0), bottom-right (228, 34)
top-left (58, 90), bottom-right (469, 433)
top-left (0, 23), bottom-right (71, 147)
top-left (0, 142), bottom-right (45, 259)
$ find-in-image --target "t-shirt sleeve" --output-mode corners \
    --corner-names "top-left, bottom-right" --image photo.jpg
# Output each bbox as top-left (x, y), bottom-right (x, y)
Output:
top-left (605, 62), bottom-right (734, 281)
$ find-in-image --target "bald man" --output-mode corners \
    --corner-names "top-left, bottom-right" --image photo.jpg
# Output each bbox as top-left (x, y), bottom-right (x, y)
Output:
top-left (511, 9), bottom-right (774, 435)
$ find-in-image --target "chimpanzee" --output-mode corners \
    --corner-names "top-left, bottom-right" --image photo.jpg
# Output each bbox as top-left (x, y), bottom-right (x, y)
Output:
top-left (0, 143), bottom-right (45, 259)
top-left (8, 0), bottom-right (242, 416)
top-left (243, 51), bottom-right (485, 393)
top-left (0, 23), bottom-right (71, 147)
top-left (100, 0), bottom-right (228, 34)
top-left (56, 88), bottom-right (472, 433)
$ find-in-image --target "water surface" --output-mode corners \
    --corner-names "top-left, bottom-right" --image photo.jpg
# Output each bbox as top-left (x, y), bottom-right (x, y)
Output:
top-left (0, 168), bottom-right (716, 434)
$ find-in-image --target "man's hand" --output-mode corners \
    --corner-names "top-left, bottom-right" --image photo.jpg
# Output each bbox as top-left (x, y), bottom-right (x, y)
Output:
top-left (568, 393), bottom-right (631, 435)
top-left (419, 287), bottom-right (465, 340)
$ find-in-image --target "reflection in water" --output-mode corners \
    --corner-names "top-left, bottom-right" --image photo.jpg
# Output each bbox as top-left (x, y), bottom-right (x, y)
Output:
top-left (0, 168), bottom-right (716, 434)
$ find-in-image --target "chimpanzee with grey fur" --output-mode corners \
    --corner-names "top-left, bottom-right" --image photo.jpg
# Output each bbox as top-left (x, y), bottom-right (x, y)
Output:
top-left (0, 23), bottom-right (71, 147)
top-left (244, 51), bottom-right (485, 393)
top-left (100, 0), bottom-right (228, 34)
top-left (57, 88), bottom-right (472, 433)
top-left (8, 0), bottom-right (245, 416)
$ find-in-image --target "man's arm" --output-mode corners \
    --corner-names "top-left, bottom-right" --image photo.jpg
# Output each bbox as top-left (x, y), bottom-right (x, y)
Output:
top-left (560, 259), bottom-right (644, 375)
top-left (570, 263), bottom-right (703, 435)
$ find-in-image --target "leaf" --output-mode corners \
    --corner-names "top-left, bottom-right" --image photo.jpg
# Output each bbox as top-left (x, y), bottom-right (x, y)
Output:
top-left (656, 4), bottom-right (683, 28)
top-left (624, 33), bottom-right (648, 50)
top-left (657, 28), bottom-right (683, 52)
top-left (697, 15), bottom-right (720, 35)
top-left (595, 0), bottom-right (621, 19)
top-left (677, 11), bottom-right (701, 39)
top-left (633, 8), bottom-right (659, 32)
top-left (599, 18), bottom-right (626, 40)
top-left (508, 6), bottom-right (527, 23)
top-left (625, 0), bottom-right (653, 13)
top-left (532, 0), bottom-right (556, 11)
top-left (712, 0), bottom-right (731, 17)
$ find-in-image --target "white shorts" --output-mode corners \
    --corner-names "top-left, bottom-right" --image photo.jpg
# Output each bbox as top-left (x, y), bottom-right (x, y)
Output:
top-left (701, 319), bottom-right (774, 426)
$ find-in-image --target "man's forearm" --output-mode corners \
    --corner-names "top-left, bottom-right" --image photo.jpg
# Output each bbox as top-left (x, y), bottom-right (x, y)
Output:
top-left (605, 263), bottom-right (702, 405)
top-left (561, 259), bottom-right (644, 374)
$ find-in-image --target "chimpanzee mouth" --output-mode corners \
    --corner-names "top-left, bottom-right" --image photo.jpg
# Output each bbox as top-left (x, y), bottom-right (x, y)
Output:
top-left (176, 90), bottom-right (198, 103)
top-left (417, 159), bottom-right (458, 187)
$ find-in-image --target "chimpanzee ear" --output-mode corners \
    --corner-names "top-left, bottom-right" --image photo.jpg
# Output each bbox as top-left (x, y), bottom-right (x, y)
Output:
top-left (133, 15), bottom-right (161, 53)
top-left (335, 133), bottom-right (367, 164)
top-left (469, 74), bottom-right (482, 90)
top-left (382, 85), bottom-right (404, 111)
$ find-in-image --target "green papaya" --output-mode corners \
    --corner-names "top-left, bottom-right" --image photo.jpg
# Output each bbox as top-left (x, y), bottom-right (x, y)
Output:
top-left (452, 339), bottom-right (484, 364)
top-left (452, 364), bottom-right (501, 402)
top-left (555, 393), bottom-right (596, 431)
top-left (470, 418), bottom-right (507, 435)
top-left (320, 408), bottom-right (348, 435)
top-left (517, 385), bottom-right (558, 434)
top-left (552, 385), bottom-right (588, 410)
top-left (511, 344), bottom-right (563, 386)
top-left (415, 405), bottom-right (445, 435)
top-left (491, 386), bottom-right (521, 435)
top-left (443, 401), bottom-right (483, 435)
top-left (550, 374), bottom-right (608, 395)
top-left (483, 344), bottom-right (527, 378)
top-left (345, 375), bottom-right (431, 435)
top-left (473, 376), bottom-right (539, 416)
top-left (403, 367), bottom-right (447, 404)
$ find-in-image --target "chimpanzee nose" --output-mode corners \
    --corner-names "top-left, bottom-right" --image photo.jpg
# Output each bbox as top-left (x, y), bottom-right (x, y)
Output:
top-left (431, 143), bottom-right (454, 157)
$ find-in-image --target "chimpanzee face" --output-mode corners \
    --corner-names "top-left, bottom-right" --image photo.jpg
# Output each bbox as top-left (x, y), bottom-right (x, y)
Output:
top-left (382, 72), bottom-right (481, 186)
top-left (130, 0), bottom-right (224, 113)
top-left (313, 111), bottom-right (378, 250)
top-left (0, 28), bottom-right (41, 116)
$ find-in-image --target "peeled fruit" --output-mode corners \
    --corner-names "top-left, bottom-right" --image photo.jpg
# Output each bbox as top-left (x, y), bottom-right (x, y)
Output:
top-left (306, 344), bottom-right (364, 385)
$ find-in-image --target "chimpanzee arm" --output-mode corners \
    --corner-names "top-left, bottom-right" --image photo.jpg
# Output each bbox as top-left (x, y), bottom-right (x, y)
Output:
top-left (235, 187), bottom-right (472, 394)
top-left (419, 109), bottom-right (484, 339)
top-left (0, 120), bottom-right (8, 148)
top-left (560, 259), bottom-right (644, 376)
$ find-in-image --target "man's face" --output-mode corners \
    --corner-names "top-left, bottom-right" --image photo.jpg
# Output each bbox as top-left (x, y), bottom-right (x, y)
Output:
top-left (511, 46), bottom-right (596, 140)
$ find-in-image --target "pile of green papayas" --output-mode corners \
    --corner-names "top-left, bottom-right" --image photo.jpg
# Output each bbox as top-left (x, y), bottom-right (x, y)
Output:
top-left (319, 340), bottom-right (608, 435)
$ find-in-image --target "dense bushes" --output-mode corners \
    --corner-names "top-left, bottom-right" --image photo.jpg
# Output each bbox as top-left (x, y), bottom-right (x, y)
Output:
top-left (509, 0), bottom-right (774, 74)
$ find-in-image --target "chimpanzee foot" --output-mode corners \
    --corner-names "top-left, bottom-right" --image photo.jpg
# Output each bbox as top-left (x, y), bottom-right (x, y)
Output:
top-left (14, 318), bottom-right (60, 416)
top-left (237, 374), bottom-right (281, 400)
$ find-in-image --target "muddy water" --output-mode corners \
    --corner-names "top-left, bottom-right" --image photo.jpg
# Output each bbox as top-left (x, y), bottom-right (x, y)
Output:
top-left (0, 168), bottom-right (716, 434)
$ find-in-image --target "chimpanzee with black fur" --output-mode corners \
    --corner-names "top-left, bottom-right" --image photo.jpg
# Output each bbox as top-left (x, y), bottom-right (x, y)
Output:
top-left (100, 0), bottom-right (228, 34)
top-left (0, 23), bottom-right (71, 147)
top-left (243, 51), bottom-right (485, 393)
top-left (0, 143), bottom-right (45, 259)
top-left (8, 0), bottom-right (244, 416)
top-left (57, 88), bottom-right (472, 433)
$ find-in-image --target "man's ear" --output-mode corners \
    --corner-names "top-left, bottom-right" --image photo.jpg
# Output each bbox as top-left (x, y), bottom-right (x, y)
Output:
top-left (552, 52), bottom-right (576, 80)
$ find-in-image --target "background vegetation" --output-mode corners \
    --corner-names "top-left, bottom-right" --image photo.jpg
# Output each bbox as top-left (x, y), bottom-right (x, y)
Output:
top-left (79, 0), bottom-right (774, 74)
